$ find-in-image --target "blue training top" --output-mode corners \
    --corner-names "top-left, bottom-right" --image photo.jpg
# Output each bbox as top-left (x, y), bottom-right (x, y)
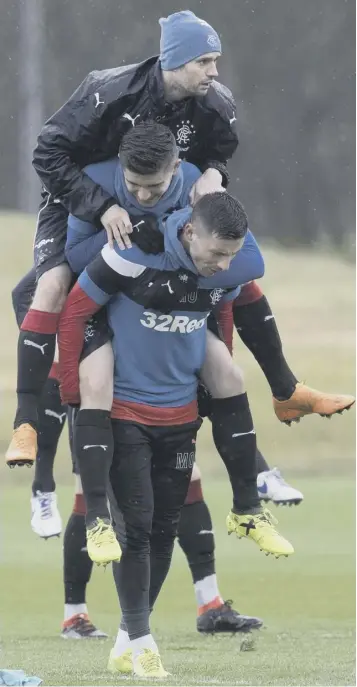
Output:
top-left (78, 206), bottom-right (265, 408)
top-left (65, 158), bottom-right (201, 273)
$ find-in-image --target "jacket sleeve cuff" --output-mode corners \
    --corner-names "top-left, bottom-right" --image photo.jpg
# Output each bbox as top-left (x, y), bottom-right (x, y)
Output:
top-left (95, 197), bottom-right (118, 224)
top-left (199, 161), bottom-right (230, 187)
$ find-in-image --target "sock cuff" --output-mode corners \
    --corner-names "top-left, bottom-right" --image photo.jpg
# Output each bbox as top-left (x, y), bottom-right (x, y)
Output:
top-left (76, 409), bottom-right (111, 428)
top-left (184, 479), bottom-right (203, 505)
top-left (198, 595), bottom-right (224, 615)
top-left (21, 309), bottom-right (60, 334)
top-left (233, 294), bottom-right (272, 328)
top-left (211, 393), bottom-right (249, 414)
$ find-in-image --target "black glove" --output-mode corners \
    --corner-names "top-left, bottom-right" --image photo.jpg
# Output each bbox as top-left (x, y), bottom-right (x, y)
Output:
top-left (130, 214), bottom-right (165, 254)
top-left (128, 267), bottom-right (199, 314)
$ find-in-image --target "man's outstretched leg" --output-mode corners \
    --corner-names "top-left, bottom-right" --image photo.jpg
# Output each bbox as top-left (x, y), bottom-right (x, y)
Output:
top-left (201, 331), bottom-right (294, 559)
top-left (231, 283), bottom-right (355, 423)
top-left (31, 363), bottom-right (64, 538)
top-left (178, 467), bottom-right (263, 633)
top-left (6, 195), bottom-right (71, 467)
top-left (62, 469), bottom-right (107, 640)
top-left (75, 341), bottom-right (121, 566)
top-left (62, 407), bottom-right (107, 638)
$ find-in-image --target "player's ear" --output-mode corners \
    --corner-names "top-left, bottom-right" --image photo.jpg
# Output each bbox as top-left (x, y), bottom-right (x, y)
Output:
top-left (182, 222), bottom-right (194, 243)
top-left (173, 159), bottom-right (181, 174)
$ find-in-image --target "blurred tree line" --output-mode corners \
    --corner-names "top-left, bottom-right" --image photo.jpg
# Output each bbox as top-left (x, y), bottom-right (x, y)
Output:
top-left (0, 0), bottom-right (355, 248)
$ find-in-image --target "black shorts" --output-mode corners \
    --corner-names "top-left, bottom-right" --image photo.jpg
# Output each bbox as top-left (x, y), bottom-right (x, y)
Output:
top-left (33, 190), bottom-right (69, 280)
top-left (12, 267), bottom-right (37, 327)
top-left (108, 418), bottom-right (200, 548)
top-left (80, 309), bottom-right (113, 362)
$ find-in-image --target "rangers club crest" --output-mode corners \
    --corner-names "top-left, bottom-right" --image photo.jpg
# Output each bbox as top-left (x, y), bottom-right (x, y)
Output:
top-left (207, 34), bottom-right (220, 49)
top-left (176, 120), bottom-right (196, 152)
top-left (209, 288), bottom-right (224, 306)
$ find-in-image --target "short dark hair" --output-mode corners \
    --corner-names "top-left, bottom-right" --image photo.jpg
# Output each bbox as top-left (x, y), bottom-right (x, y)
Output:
top-left (119, 121), bottom-right (177, 174)
top-left (192, 192), bottom-right (248, 240)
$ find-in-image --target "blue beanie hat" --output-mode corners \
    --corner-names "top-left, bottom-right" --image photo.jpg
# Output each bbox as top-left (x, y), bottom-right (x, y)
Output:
top-left (159, 10), bottom-right (221, 71)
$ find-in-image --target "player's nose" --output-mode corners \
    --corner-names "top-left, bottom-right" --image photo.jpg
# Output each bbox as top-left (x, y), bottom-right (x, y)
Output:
top-left (207, 62), bottom-right (218, 78)
top-left (216, 256), bottom-right (231, 271)
top-left (136, 187), bottom-right (152, 202)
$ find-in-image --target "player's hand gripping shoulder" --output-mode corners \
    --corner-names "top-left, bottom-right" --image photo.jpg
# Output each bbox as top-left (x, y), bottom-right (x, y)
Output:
top-left (100, 204), bottom-right (133, 249)
top-left (101, 207), bottom-right (166, 254)
top-left (189, 168), bottom-right (225, 205)
top-left (130, 215), bottom-right (165, 254)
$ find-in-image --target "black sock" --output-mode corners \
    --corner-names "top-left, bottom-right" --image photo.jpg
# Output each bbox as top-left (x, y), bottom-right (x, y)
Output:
top-left (75, 409), bottom-right (114, 526)
top-left (211, 393), bottom-right (260, 514)
top-left (233, 296), bottom-right (298, 400)
top-left (256, 447), bottom-right (270, 473)
top-left (178, 500), bottom-right (215, 583)
top-left (15, 329), bottom-right (57, 430)
top-left (32, 377), bottom-right (67, 495)
top-left (64, 512), bottom-right (93, 604)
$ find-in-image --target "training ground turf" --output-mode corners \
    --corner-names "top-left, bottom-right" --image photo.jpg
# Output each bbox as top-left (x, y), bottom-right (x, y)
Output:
top-left (1, 214), bottom-right (355, 684)
top-left (1, 478), bottom-right (355, 686)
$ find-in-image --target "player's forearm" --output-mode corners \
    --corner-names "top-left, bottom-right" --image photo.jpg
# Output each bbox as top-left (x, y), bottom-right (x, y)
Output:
top-left (216, 301), bottom-right (234, 354)
top-left (33, 131), bottom-right (114, 222)
top-left (66, 228), bottom-right (107, 274)
top-left (231, 230), bottom-right (265, 285)
top-left (197, 118), bottom-right (238, 187)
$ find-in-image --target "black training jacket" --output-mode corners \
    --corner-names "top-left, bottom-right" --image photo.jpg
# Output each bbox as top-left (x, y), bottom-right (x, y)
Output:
top-left (33, 57), bottom-right (238, 222)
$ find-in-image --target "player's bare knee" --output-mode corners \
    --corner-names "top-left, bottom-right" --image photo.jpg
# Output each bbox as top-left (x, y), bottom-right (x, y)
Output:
top-left (215, 363), bottom-right (245, 397)
top-left (32, 264), bottom-right (72, 312)
top-left (79, 344), bottom-right (114, 410)
top-left (200, 331), bottom-right (245, 397)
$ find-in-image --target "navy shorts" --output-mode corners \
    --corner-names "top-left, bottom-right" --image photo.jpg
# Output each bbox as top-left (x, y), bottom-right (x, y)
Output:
top-left (33, 190), bottom-right (69, 279)
top-left (80, 309), bottom-right (113, 362)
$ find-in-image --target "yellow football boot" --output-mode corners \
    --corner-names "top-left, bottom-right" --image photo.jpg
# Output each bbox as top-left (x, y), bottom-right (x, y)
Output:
top-left (86, 518), bottom-right (122, 566)
top-left (133, 649), bottom-right (169, 679)
top-left (107, 647), bottom-right (133, 675)
top-left (226, 509), bottom-right (294, 558)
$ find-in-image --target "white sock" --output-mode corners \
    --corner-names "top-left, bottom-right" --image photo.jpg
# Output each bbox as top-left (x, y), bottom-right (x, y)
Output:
top-left (194, 574), bottom-right (222, 608)
top-left (131, 634), bottom-right (158, 658)
top-left (64, 603), bottom-right (88, 621)
top-left (113, 628), bottom-right (130, 656)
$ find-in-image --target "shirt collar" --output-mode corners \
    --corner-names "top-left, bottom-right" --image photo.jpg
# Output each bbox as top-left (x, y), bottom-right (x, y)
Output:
top-left (164, 208), bottom-right (198, 274)
top-left (114, 160), bottom-right (184, 218)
